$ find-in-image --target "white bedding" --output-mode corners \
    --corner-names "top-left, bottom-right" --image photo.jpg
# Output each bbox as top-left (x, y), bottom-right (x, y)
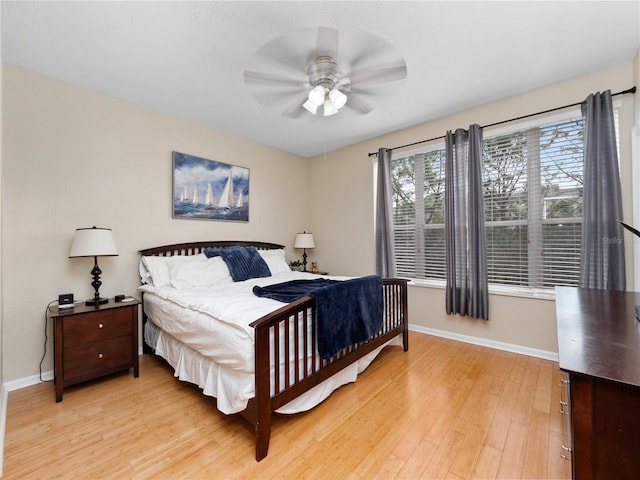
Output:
top-left (139, 271), bottom-right (348, 372)
top-left (139, 267), bottom-right (399, 414)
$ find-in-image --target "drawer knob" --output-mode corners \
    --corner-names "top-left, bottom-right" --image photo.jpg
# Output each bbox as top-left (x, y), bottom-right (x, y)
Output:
top-left (98, 323), bottom-right (104, 329)
top-left (98, 353), bottom-right (104, 359)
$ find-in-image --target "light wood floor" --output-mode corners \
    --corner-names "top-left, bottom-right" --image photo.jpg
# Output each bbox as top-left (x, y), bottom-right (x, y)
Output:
top-left (3, 332), bottom-right (571, 479)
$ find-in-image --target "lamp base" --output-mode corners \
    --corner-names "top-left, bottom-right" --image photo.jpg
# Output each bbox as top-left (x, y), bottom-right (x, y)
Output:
top-left (85, 297), bottom-right (109, 306)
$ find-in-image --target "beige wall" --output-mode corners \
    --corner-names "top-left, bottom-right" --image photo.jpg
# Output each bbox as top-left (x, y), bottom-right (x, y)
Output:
top-left (2, 57), bottom-right (637, 383)
top-left (1, 64), bottom-right (310, 382)
top-left (309, 61), bottom-right (636, 356)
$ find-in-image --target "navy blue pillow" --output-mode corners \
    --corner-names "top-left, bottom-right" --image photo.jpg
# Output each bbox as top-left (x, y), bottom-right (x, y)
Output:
top-left (204, 246), bottom-right (271, 282)
top-left (203, 247), bottom-right (223, 258)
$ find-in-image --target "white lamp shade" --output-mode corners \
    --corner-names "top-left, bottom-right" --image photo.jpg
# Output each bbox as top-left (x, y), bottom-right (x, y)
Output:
top-left (69, 227), bottom-right (119, 257)
top-left (323, 98), bottom-right (338, 116)
top-left (294, 232), bottom-right (315, 249)
top-left (329, 88), bottom-right (347, 109)
top-left (303, 98), bottom-right (319, 114)
top-left (308, 85), bottom-right (325, 106)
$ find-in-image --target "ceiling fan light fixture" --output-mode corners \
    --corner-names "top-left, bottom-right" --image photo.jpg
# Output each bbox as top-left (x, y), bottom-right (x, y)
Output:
top-left (244, 27), bottom-right (408, 120)
top-left (329, 88), bottom-right (347, 109)
top-left (308, 85), bottom-right (325, 106)
top-left (303, 98), bottom-right (319, 114)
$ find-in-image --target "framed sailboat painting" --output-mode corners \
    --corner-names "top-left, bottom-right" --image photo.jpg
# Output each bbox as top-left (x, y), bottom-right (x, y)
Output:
top-left (172, 151), bottom-right (249, 222)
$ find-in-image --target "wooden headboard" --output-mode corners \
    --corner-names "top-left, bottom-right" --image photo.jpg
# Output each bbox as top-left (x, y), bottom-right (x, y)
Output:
top-left (139, 240), bottom-right (285, 257)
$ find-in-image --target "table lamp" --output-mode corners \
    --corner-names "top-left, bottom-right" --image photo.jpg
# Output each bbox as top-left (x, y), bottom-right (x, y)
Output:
top-left (69, 226), bottom-right (118, 306)
top-left (294, 231), bottom-right (315, 272)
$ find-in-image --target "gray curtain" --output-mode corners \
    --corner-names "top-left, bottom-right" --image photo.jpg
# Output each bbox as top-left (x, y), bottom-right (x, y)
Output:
top-left (445, 125), bottom-right (489, 320)
top-left (579, 90), bottom-right (626, 291)
top-left (375, 147), bottom-right (397, 277)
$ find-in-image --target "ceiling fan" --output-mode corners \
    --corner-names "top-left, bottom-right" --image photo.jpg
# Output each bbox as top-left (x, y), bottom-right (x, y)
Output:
top-left (243, 27), bottom-right (407, 118)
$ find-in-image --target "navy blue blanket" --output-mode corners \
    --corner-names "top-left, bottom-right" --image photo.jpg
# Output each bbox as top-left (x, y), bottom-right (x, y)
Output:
top-left (252, 276), bottom-right (383, 359)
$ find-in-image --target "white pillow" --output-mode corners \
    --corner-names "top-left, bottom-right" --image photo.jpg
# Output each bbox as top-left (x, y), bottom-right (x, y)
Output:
top-left (140, 254), bottom-right (207, 287)
top-left (140, 256), bottom-right (170, 286)
top-left (139, 258), bottom-right (154, 285)
top-left (259, 249), bottom-right (291, 275)
top-left (170, 256), bottom-right (233, 289)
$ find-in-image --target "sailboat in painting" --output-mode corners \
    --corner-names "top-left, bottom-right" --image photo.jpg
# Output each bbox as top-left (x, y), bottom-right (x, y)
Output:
top-left (205, 183), bottom-right (215, 208)
top-left (179, 186), bottom-right (189, 203)
top-left (218, 170), bottom-right (234, 212)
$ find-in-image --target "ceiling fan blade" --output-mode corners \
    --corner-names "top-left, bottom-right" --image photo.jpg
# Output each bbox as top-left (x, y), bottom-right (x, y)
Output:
top-left (244, 71), bottom-right (307, 108)
top-left (243, 70), bottom-right (306, 87)
top-left (250, 31), bottom-right (315, 77)
top-left (344, 35), bottom-right (402, 72)
top-left (316, 27), bottom-right (339, 60)
top-left (282, 93), bottom-right (310, 119)
top-left (336, 76), bottom-right (352, 92)
top-left (349, 65), bottom-right (407, 86)
top-left (344, 94), bottom-right (374, 115)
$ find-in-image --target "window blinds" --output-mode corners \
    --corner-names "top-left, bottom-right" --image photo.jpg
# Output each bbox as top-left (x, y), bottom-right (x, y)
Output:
top-left (391, 110), bottom-right (601, 290)
top-left (483, 117), bottom-right (584, 288)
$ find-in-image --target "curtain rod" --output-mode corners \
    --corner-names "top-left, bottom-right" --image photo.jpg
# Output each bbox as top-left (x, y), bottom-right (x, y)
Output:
top-left (368, 86), bottom-right (636, 157)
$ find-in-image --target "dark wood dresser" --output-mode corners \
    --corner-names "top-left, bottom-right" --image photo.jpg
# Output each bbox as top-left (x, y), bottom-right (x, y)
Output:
top-left (555, 286), bottom-right (640, 480)
top-left (50, 299), bottom-right (140, 402)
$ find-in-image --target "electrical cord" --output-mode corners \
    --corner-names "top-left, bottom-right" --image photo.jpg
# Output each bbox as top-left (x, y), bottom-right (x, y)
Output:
top-left (40, 300), bottom-right (57, 382)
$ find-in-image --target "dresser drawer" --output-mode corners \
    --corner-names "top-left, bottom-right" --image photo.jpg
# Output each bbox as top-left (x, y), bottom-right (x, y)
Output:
top-left (64, 335), bottom-right (133, 382)
top-left (63, 309), bottom-right (133, 347)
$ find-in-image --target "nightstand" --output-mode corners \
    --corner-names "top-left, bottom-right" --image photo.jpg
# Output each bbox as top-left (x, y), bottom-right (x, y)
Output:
top-left (50, 298), bottom-right (140, 402)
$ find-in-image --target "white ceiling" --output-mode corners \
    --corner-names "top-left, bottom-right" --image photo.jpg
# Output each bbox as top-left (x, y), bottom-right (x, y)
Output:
top-left (2, 1), bottom-right (639, 158)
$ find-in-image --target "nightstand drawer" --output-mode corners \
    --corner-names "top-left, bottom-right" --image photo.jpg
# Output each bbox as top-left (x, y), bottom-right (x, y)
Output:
top-left (64, 336), bottom-right (133, 382)
top-left (63, 309), bottom-right (133, 347)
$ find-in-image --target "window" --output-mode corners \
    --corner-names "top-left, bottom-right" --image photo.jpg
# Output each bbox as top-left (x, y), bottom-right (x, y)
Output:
top-left (393, 150), bottom-right (446, 280)
top-left (391, 112), bottom-right (595, 291)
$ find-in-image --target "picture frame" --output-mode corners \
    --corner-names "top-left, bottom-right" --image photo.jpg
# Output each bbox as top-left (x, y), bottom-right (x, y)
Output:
top-left (172, 151), bottom-right (249, 222)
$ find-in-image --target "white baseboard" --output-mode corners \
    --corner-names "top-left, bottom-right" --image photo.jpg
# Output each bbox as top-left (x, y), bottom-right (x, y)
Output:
top-left (4, 370), bottom-right (54, 393)
top-left (408, 324), bottom-right (559, 362)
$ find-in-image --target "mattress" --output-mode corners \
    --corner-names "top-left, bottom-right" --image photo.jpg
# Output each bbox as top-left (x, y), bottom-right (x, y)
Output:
top-left (139, 271), bottom-right (345, 372)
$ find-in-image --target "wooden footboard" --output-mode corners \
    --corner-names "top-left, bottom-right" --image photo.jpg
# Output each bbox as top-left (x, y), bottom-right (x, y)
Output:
top-left (245, 277), bottom-right (408, 461)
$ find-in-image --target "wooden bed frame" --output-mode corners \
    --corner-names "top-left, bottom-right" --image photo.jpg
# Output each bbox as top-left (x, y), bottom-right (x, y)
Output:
top-left (139, 240), bottom-right (409, 461)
